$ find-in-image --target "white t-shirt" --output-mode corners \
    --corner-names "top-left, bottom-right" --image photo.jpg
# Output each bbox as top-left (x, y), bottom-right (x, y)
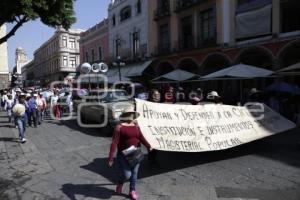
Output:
top-left (51, 96), bottom-right (59, 106)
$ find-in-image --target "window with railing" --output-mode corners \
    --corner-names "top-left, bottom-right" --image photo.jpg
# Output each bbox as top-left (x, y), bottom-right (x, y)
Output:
top-left (63, 56), bottom-right (68, 67)
top-left (62, 36), bottom-right (67, 47)
top-left (69, 38), bottom-right (76, 49)
top-left (158, 23), bottom-right (171, 54)
top-left (112, 14), bottom-right (116, 26)
top-left (85, 52), bottom-right (89, 62)
top-left (98, 46), bottom-right (102, 61)
top-left (136, 0), bottom-right (142, 14)
top-left (155, 0), bottom-right (171, 20)
top-left (236, 0), bottom-right (271, 13)
top-left (175, 0), bottom-right (202, 11)
top-left (115, 39), bottom-right (121, 58)
top-left (199, 8), bottom-right (216, 45)
top-left (180, 16), bottom-right (194, 50)
top-left (70, 57), bottom-right (76, 68)
top-left (91, 49), bottom-right (95, 62)
top-left (132, 32), bottom-right (140, 58)
top-left (280, 0), bottom-right (300, 33)
top-left (120, 6), bottom-right (132, 22)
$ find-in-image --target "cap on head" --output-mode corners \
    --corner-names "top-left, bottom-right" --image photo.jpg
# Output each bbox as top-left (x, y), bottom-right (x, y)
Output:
top-left (207, 91), bottom-right (221, 100)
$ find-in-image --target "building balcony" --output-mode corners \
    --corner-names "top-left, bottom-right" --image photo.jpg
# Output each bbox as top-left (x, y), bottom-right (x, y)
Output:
top-left (197, 37), bottom-right (217, 48)
top-left (154, 6), bottom-right (171, 21)
top-left (178, 37), bottom-right (196, 51)
top-left (153, 43), bottom-right (172, 56)
top-left (174, 0), bottom-right (204, 12)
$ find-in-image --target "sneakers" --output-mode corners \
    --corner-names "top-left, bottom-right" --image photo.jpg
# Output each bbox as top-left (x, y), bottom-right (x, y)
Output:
top-left (115, 184), bottom-right (123, 194)
top-left (129, 190), bottom-right (138, 200)
top-left (20, 138), bottom-right (27, 143)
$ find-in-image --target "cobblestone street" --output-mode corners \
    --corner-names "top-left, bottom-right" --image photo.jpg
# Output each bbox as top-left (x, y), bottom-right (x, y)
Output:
top-left (0, 112), bottom-right (300, 200)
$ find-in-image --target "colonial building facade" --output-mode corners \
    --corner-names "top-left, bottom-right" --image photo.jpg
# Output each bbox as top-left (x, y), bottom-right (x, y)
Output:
top-left (14, 47), bottom-right (30, 75)
top-left (21, 60), bottom-right (35, 87)
top-left (149, 0), bottom-right (300, 92)
top-left (0, 25), bottom-right (9, 89)
top-left (79, 19), bottom-right (109, 64)
top-left (108, 0), bottom-right (150, 61)
top-left (33, 27), bottom-right (84, 85)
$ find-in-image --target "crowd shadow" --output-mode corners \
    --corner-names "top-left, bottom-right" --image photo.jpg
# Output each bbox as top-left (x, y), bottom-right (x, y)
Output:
top-left (80, 140), bottom-right (264, 184)
top-left (60, 119), bottom-right (112, 138)
top-left (0, 137), bottom-right (20, 143)
top-left (80, 128), bottom-right (300, 186)
top-left (61, 183), bottom-right (127, 200)
top-left (0, 124), bottom-right (15, 128)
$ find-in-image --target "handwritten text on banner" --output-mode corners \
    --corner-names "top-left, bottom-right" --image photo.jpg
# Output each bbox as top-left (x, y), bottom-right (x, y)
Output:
top-left (136, 99), bottom-right (296, 152)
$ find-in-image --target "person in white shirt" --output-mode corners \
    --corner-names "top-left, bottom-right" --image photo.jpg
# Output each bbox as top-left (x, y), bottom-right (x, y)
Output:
top-left (1, 91), bottom-right (8, 111)
top-left (37, 93), bottom-right (47, 124)
top-left (50, 91), bottom-right (60, 118)
top-left (65, 92), bottom-right (73, 114)
top-left (5, 94), bottom-right (14, 123)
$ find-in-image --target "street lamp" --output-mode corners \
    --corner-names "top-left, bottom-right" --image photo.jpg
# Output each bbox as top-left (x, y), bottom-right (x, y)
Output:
top-left (113, 56), bottom-right (126, 81)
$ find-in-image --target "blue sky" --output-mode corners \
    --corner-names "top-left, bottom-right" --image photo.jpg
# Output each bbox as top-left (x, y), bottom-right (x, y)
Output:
top-left (7, 0), bottom-right (111, 70)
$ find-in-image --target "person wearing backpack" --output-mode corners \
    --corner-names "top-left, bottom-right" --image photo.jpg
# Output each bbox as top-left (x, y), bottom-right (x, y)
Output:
top-left (12, 96), bottom-right (27, 143)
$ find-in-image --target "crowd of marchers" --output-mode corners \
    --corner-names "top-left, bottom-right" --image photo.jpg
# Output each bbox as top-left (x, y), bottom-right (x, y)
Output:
top-left (0, 87), bottom-right (72, 143)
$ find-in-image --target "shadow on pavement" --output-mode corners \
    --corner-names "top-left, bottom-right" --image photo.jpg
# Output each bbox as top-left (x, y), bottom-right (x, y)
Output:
top-left (0, 137), bottom-right (19, 143)
top-left (81, 140), bottom-right (263, 184)
top-left (60, 119), bottom-right (112, 138)
top-left (80, 129), bottom-right (300, 184)
top-left (61, 183), bottom-right (127, 200)
top-left (0, 125), bottom-right (16, 128)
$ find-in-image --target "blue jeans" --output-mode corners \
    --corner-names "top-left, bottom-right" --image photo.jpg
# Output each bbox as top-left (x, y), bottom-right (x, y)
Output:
top-left (28, 109), bottom-right (38, 127)
top-left (16, 115), bottom-right (26, 139)
top-left (117, 152), bottom-right (140, 191)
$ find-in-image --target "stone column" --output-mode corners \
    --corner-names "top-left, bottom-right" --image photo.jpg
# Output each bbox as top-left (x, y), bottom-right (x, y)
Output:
top-left (272, 0), bottom-right (280, 36)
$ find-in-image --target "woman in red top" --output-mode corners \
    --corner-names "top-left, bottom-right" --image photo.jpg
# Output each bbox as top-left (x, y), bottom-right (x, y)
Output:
top-left (108, 107), bottom-right (151, 200)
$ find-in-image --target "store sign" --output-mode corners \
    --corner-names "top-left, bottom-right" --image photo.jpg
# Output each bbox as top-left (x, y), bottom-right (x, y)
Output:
top-left (136, 99), bottom-right (296, 152)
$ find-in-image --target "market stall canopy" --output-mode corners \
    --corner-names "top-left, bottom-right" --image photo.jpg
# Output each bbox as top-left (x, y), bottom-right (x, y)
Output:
top-left (152, 69), bottom-right (201, 83)
top-left (201, 64), bottom-right (274, 79)
top-left (106, 60), bottom-right (153, 83)
top-left (265, 81), bottom-right (300, 95)
top-left (126, 60), bottom-right (153, 77)
top-left (277, 62), bottom-right (300, 72)
top-left (106, 60), bottom-right (152, 77)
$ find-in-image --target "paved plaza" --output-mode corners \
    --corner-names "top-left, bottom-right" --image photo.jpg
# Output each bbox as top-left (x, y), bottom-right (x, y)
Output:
top-left (0, 112), bottom-right (300, 200)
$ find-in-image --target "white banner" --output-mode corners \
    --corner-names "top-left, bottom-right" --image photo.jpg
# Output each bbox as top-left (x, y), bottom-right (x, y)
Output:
top-left (136, 99), bottom-right (296, 152)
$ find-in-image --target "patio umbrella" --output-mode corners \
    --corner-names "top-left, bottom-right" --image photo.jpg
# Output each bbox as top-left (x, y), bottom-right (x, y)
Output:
top-left (152, 69), bottom-right (201, 83)
top-left (201, 64), bottom-right (274, 79)
top-left (277, 62), bottom-right (300, 72)
top-left (200, 64), bottom-right (274, 102)
top-left (265, 81), bottom-right (300, 95)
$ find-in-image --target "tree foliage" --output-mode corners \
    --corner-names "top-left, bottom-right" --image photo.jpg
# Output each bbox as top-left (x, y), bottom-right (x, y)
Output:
top-left (0, 0), bottom-right (76, 44)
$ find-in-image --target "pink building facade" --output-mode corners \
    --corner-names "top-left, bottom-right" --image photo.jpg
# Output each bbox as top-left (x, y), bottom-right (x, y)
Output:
top-left (79, 19), bottom-right (109, 64)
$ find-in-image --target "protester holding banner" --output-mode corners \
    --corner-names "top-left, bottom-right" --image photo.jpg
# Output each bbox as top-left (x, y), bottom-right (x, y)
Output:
top-left (207, 91), bottom-right (223, 104)
top-left (108, 107), bottom-right (152, 200)
top-left (190, 88), bottom-right (204, 105)
top-left (148, 89), bottom-right (161, 103)
top-left (164, 86), bottom-right (175, 104)
top-left (147, 89), bottom-right (162, 165)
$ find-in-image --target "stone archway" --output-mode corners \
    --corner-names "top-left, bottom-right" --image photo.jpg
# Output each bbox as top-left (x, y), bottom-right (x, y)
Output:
top-left (235, 46), bottom-right (274, 69)
top-left (200, 53), bottom-right (231, 76)
top-left (278, 40), bottom-right (300, 68)
top-left (176, 57), bottom-right (200, 74)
